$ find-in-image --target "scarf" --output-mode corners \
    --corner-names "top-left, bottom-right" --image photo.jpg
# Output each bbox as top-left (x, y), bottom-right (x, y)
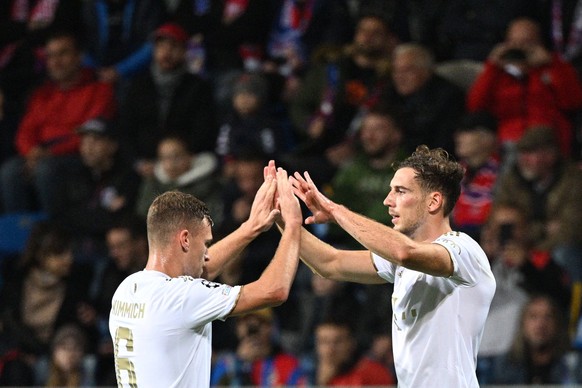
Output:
top-left (151, 62), bottom-right (186, 124)
top-left (552, 0), bottom-right (582, 59)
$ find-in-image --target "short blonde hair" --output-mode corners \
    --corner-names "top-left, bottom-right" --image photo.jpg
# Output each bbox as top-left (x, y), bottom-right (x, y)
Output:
top-left (146, 191), bottom-right (212, 247)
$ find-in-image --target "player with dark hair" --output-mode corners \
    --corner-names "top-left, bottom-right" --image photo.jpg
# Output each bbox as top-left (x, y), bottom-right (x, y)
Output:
top-left (272, 145), bottom-right (496, 387)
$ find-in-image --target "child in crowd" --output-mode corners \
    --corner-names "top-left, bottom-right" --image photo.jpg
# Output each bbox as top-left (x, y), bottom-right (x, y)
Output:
top-left (216, 72), bottom-right (289, 178)
top-left (135, 135), bottom-right (224, 227)
top-left (34, 324), bottom-right (96, 387)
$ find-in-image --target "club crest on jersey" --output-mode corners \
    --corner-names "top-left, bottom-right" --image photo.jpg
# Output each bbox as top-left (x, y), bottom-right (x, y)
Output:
top-left (438, 237), bottom-right (462, 255)
top-left (222, 286), bottom-right (232, 295)
top-left (201, 280), bottom-right (221, 288)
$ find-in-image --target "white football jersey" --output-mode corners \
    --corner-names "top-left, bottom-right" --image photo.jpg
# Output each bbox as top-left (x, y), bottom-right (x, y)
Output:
top-left (372, 231), bottom-right (496, 388)
top-left (109, 270), bottom-right (241, 388)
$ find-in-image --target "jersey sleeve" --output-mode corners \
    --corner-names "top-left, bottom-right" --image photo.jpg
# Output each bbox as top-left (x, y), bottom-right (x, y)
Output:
top-left (175, 277), bottom-right (242, 328)
top-left (433, 233), bottom-right (486, 287)
top-left (371, 252), bottom-right (397, 283)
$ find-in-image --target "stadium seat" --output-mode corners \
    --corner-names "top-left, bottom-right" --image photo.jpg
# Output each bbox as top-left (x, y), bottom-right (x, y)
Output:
top-left (0, 212), bottom-right (47, 259)
top-left (435, 59), bottom-right (484, 91)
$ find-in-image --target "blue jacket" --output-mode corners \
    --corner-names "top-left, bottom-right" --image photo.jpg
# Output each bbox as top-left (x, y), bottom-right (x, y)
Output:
top-left (81, 0), bottom-right (162, 77)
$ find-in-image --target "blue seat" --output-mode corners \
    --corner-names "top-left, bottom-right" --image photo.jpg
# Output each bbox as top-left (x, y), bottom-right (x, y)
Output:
top-left (0, 212), bottom-right (48, 259)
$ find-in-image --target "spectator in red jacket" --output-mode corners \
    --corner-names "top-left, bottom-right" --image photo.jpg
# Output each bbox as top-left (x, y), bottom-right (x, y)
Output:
top-left (467, 17), bottom-right (582, 164)
top-left (0, 29), bottom-right (116, 216)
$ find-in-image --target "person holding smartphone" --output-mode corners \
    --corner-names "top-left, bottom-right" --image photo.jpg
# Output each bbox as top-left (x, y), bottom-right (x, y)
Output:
top-left (468, 17), bottom-right (582, 163)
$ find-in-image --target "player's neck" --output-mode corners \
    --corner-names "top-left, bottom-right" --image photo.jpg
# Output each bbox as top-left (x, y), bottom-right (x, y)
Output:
top-left (145, 250), bottom-right (180, 277)
top-left (413, 216), bottom-right (452, 243)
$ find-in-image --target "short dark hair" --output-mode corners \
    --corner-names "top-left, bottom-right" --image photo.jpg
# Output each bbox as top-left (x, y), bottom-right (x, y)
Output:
top-left (20, 221), bottom-right (72, 270)
top-left (366, 102), bottom-right (406, 132)
top-left (109, 214), bottom-right (147, 241)
top-left (394, 145), bottom-right (464, 216)
top-left (147, 191), bottom-right (212, 247)
top-left (45, 28), bottom-right (82, 51)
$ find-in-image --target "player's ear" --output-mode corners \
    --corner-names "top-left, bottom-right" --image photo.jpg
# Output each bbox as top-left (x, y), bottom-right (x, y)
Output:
top-left (179, 229), bottom-right (189, 252)
top-left (427, 191), bottom-right (443, 213)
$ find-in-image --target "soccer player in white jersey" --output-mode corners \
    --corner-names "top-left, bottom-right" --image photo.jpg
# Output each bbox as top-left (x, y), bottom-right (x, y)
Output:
top-left (109, 167), bottom-right (302, 388)
top-left (271, 145), bottom-right (496, 387)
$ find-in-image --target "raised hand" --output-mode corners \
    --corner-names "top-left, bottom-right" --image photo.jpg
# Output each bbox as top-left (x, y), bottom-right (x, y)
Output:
top-left (245, 173), bottom-right (280, 235)
top-left (276, 167), bottom-right (302, 227)
top-left (290, 171), bottom-right (337, 225)
top-left (263, 160), bottom-right (279, 209)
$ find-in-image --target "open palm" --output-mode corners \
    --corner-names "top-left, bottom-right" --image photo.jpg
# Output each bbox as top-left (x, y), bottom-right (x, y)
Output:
top-left (290, 171), bottom-right (337, 225)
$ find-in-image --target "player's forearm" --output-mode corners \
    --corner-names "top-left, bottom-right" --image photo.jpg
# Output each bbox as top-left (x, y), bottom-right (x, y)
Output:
top-left (257, 223), bottom-right (301, 304)
top-left (332, 204), bottom-right (410, 265)
top-left (276, 220), bottom-right (339, 278)
top-left (298, 226), bottom-right (342, 278)
top-left (205, 221), bottom-right (258, 280)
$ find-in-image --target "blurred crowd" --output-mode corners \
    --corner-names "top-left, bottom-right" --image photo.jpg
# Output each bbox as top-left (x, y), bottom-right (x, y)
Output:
top-left (1, 0), bottom-right (582, 386)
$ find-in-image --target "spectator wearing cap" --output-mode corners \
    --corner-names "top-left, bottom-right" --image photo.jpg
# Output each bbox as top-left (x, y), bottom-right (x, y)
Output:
top-left (451, 111), bottom-right (501, 242)
top-left (118, 22), bottom-right (217, 179)
top-left (494, 125), bottom-right (582, 283)
top-left (52, 117), bottom-right (140, 263)
top-left (211, 307), bottom-right (307, 387)
top-left (0, 30), bottom-right (116, 216)
top-left (215, 72), bottom-right (289, 178)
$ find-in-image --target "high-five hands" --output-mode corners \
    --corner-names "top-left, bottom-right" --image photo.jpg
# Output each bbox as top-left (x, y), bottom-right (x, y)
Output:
top-left (263, 160), bottom-right (338, 225)
top-left (245, 170), bottom-right (280, 235)
top-left (275, 167), bottom-right (302, 227)
top-left (289, 171), bottom-right (337, 225)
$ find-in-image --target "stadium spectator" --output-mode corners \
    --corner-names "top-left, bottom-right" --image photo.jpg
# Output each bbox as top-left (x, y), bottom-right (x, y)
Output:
top-left (537, 0), bottom-right (582, 78)
top-left (34, 324), bottom-right (95, 386)
top-left (326, 103), bottom-right (406, 247)
top-left (365, 327), bottom-right (397, 385)
top-left (0, 30), bottom-right (116, 216)
top-left (285, 10), bottom-right (396, 184)
top-left (52, 118), bottom-right (140, 263)
top-left (80, 0), bottom-right (162, 88)
top-left (286, 267), bottom-right (363, 356)
top-left (91, 216), bottom-right (148, 386)
top-left (136, 135), bottom-right (223, 226)
top-left (211, 308), bottom-right (306, 386)
top-left (490, 294), bottom-right (581, 385)
top-left (494, 126), bottom-right (582, 283)
top-left (467, 17), bottom-right (582, 162)
top-left (0, 1), bottom-right (82, 133)
top-left (118, 22), bottom-right (217, 179)
top-left (379, 42), bottom-right (466, 155)
top-left (216, 152), bottom-right (280, 286)
top-left (451, 111), bottom-right (500, 241)
top-left (0, 221), bottom-right (96, 366)
top-left (215, 72), bottom-right (290, 177)
top-left (303, 316), bottom-right (395, 386)
top-left (213, 152), bottom-right (285, 352)
top-left (201, 0), bottom-right (275, 113)
top-left (262, 0), bottom-right (353, 104)
top-left (477, 203), bottom-right (571, 384)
